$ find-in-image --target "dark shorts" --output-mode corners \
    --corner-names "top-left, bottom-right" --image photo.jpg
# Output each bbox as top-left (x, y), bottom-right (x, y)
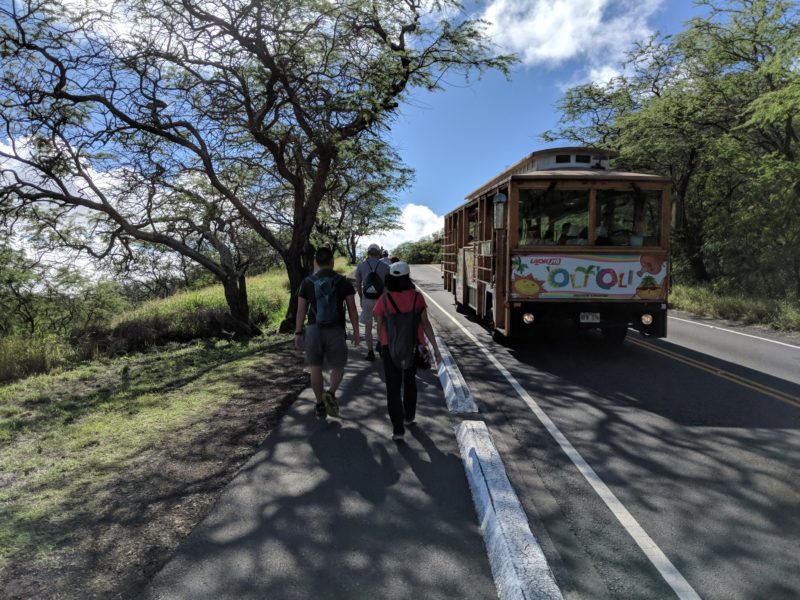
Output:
top-left (304, 324), bottom-right (348, 370)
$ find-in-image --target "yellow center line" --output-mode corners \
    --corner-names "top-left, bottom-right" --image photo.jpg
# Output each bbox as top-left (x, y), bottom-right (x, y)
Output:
top-left (628, 337), bottom-right (800, 408)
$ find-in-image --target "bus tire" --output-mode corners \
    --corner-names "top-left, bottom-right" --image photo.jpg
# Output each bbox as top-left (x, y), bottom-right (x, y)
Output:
top-left (601, 325), bottom-right (628, 344)
top-left (492, 328), bottom-right (507, 344)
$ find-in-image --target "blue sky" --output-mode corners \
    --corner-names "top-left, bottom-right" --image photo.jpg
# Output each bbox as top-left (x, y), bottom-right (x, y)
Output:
top-left (363, 0), bottom-right (702, 252)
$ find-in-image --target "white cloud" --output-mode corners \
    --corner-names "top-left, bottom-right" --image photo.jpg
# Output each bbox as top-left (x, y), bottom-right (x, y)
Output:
top-left (359, 203), bottom-right (443, 254)
top-left (482, 0), bottom-right (662, 82)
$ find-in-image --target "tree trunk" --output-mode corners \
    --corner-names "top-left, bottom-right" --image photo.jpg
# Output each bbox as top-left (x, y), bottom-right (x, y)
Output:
top-left (221, 273), bottom-right (262, 338)
top-left (347, 233), bottom-right (357, 264)
top-left (281, 250), bottom-right (312, 333)
top-left (677, 222), bottom-right (709, 282)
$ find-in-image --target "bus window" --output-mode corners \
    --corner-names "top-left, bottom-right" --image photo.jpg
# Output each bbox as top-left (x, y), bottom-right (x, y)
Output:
top-left (596, 189), bottom-right (662, 246)
top-left (519, 188), bottom-right (590, 246)
top-left (468, 207), bottom-right (478, 242)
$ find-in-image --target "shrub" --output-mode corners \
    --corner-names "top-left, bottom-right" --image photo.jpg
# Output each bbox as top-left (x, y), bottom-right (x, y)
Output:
top-left (0, 334), bottom-right (79, 383)
top-left (670, 284), bottom-right (800, 332)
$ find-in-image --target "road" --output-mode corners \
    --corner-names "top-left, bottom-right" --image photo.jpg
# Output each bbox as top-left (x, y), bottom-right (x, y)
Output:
top-left (412, 264), bottom-right (800, 600)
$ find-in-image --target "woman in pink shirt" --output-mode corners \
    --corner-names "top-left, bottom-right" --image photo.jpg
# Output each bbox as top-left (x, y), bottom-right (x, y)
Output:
top-left (373, 262), bottom-right (442, 441)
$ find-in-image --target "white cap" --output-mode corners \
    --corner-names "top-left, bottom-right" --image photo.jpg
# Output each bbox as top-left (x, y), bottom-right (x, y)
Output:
top-left (389, 261), bottom-right (410, 277)
top-left (367, 243), bottom-right (381, 255)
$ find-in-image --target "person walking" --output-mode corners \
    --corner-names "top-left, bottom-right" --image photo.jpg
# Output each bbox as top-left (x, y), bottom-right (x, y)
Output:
top-left (355, 243), bottom-right (390, 362)
top-left (373, 262), bottom-right (442, 441)
top-left (295, 247), bottom-right (361, 418)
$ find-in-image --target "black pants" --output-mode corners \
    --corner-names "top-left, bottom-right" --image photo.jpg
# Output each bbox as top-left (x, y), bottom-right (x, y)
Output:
top-left (382, 356), bottom-right (417, 434)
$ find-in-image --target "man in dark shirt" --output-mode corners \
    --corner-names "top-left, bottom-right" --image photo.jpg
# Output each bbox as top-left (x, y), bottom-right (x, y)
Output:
top-left (295, 247), bottom-right (360, 417)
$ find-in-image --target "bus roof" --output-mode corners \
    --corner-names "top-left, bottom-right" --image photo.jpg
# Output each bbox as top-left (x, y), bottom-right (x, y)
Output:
top-left (461, 147), bottom-right (670, 205)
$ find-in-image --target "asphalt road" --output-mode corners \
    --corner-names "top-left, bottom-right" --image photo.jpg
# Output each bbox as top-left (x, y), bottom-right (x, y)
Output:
top-left (412, 264), bottom-right (800, 600)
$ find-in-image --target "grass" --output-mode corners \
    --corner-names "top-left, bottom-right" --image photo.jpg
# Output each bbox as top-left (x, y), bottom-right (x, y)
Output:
top-left (0, 261), bottom-right (355, 384)
top-left (112, 270), bottom-right (291, 342)
top-left (670, 284), bottom-right (800, 332)
top-left (0, 336), bottom-right (285, 570)
top-left (0, 335), bottom-right (83, 383)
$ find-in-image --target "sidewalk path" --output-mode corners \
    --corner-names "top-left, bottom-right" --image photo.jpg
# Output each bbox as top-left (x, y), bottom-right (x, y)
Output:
top-left (143, 344), bottom-right (497, 599)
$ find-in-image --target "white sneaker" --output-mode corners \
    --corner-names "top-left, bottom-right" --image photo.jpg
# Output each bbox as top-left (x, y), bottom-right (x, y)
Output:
top-left (392, 432), bottom-right (405, 441)
top-left (403, 419), bottom-right (416, 427)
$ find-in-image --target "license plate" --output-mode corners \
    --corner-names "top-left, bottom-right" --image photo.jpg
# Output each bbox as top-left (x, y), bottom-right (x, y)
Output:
top-left (580, 312), bottom-right (600, 324)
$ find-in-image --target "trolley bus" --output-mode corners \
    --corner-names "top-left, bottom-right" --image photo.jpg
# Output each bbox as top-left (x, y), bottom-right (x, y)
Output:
top-left (442, 147), bottom-right (672, 342)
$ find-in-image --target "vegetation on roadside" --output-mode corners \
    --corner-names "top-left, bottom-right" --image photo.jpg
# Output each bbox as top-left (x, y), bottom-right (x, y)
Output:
top-left (671, 284), bottom-right (800, 332)
top-left (111, 271), bottom-right (290, 349)
top-left (0, 269), bottom-right (292, 383)
top-left (0, 336), bottom-right (286, 571)
top-left (392, 234), bottom-right (442, 264)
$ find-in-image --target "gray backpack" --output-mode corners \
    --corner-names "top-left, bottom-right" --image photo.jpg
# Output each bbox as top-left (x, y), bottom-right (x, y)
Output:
top-left (383, 292), bottom-right (420, 370)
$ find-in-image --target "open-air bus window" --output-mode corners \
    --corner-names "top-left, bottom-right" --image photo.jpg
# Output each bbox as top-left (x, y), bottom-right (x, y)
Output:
top-left (468, 207), bottom-right (478, 242)
top-left (518, 188), bottom-right (590, 246)
top-left (596, 189), bottom-right (662, 247)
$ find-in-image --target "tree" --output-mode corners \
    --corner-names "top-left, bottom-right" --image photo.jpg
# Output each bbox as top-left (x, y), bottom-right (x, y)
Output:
top-left (393, 234), bottom-right (441, 264)
top-left (544, 0), bottom-right (799, 294)
top-left (1, 0), bottom-right (514, 334)
top-left (0, 239), bottom-right (129, 337)
top-left (316, 137), bottom-right (408, 263)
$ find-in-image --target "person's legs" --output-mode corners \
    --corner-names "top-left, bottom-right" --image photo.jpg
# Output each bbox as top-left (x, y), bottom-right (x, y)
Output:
top-left (308, 366), bottom-right (325, 403)
top-left (402, 367), bottom-right (417, 423)
top-left (329, 368), bottom-right (344, 395)
top-left (319, 327), bottom-right (347, 417)
top-left (303, 325), bottom-right (325, 406)
top-left (382, 357), bottom-right (404, 436)
top-left (359, 298), bottom-right (377, 359)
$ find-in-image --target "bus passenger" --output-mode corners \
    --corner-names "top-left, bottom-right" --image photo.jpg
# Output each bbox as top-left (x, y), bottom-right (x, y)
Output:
top-left (558, 222), bottom-right (572, 244)
top-left (565, 224), bottom-right (580, 245)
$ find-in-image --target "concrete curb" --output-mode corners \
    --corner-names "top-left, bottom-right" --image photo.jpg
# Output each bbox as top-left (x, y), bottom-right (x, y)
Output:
top-left (431, 334), bottom-right (478, 413)
top-left (456, 421), bottom-right (564, 600)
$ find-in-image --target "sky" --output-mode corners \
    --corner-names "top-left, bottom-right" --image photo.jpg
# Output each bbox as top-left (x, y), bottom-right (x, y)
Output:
top-left (362, 0), bottom-right (701, 253)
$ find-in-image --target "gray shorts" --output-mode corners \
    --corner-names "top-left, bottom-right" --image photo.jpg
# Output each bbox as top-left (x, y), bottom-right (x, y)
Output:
top-left (304, 324), bottom-right (348, 370)
top-left (359, 297), bottom-right (378, 327)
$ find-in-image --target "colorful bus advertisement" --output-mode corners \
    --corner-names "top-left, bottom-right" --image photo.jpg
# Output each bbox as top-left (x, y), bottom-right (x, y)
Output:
top-left (509, 253), bottom-right (668, 301)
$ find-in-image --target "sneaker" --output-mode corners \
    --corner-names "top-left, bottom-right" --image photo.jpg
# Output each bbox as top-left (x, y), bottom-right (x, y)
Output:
top-left (392, 431), bottom-right (405, 441)
top-left (403, 418), bottom-right (416, 427)
top-left (365, 350), bottom-right (375, 361)
top-left (315, 402), bottom-right (327, 418)
top-left (322, 390), bottom-right (339, 418)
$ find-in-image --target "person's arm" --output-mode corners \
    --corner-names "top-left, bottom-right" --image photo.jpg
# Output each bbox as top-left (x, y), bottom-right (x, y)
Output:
top-left (354, 266), bottom-right (363, 299)
top-left (374, 310), bottom-right (384, 349)
top-left (345, 294), bottom-right (361, 346)
top-left (420, 308), bottom-right (442, 365)
top-left (295, 296), bottom-right (308, 351)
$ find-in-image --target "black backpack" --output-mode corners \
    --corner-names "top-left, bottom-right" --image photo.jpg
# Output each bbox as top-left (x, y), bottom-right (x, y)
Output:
top-left (383, 292), bottom-right (420, 370)
top-left (310, 273), bottom-right (341, 327)
top-left (362, 261), bottom-right (384, 300)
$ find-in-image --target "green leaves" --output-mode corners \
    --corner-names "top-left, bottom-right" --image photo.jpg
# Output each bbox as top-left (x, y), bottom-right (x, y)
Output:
top-left (548, 0), bottom-right (800, 297)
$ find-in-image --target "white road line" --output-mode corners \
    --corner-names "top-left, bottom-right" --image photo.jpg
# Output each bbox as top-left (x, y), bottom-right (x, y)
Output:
top-left (419, 288), bottom-right (702, 600)
top-left (669, 315), bottom-right (800, 350)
